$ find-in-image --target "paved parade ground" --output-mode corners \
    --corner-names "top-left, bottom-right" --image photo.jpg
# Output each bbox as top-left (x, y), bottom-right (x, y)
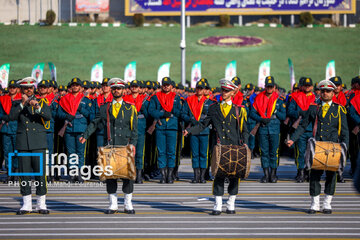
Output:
top-left (0, 157), bottom-right (359, 239)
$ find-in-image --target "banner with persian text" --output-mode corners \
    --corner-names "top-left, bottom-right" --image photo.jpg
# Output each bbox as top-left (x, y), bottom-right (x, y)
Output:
top-left (76, 0), bottom-right (109, 13)
top-left (125, 0), bottom-right (355, 16)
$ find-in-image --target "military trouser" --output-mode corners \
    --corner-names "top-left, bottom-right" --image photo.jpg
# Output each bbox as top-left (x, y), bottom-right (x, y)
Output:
top-left (46, 132), bottom-right (54, 168)
top-left (213, 177), bottom-right (240, 196)
top-left (247, 123), bottom-right (256, 151)
top-left (135, 131), bottom-right (146, 170)
top-left (106, 179), bottom-right (134, 194)
top-left (259, 134), bottom-right (280, 169)
top-left (309, 169), bottom-right (337, 196)
top-left (349, 132), bottom-right (359, 174)
top-left (156, 130), bottom-right (177, 169)
top-left (2, 133), bottom-right (17, 169)
top-left (18, 149), bottom-right (47, 196)
top-left (190, 134), bottom-right (209, 169)
top-left (65, 132), bottom-right (86, 169)
top-left (294, 131), bottom-right (312, 170)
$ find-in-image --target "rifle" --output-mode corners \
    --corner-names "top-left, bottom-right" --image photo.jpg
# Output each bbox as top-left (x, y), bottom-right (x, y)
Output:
top-left (58, 120), bottom-right (72, 137)
top-left (291, 116), bottom-right (302, 129)
top-left (0, 120), bottom-right (5, 131)
top-left (352, 125), bottom-right (360, 135)
top-left (147, 119), bottom-right (162, 135)
top-left (250, 122), bottom-right (261, 136)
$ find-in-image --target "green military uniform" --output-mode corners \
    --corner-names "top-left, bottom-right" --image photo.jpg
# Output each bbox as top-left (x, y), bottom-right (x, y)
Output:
top-left (290, 79), bottom-right (349, 214)
top-left (6, 96), bottom-right (52, 196)
top-left (83, 100), bottom-right (138, 194)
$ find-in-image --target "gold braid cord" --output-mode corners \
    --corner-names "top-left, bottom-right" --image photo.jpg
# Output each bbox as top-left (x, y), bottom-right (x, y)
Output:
top-left (97, 145), bottom-right (136, 181)
top-left (211, 144), bottom-right (251, 179)
top-left (312, 141), bottom-right (341, 172)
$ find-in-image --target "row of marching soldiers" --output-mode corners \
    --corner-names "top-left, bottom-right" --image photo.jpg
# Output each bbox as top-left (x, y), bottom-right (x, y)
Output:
top-left (0, 74), bottom-right (359, 215)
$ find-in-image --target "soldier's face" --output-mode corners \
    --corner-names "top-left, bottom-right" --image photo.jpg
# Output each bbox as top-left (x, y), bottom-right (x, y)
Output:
top-left (102, 85), bottom-right (111, 94)
top-left (71, 83), bottom-right (81, 93)
top-left (111, 87), bottom-right (124, 98)
top-left (130, 85), bottom-right (140, 94)
top-left (22, 86), bottom-right (34, 97)
top-left (8, 87), bottom-right (17, 95)
top-left (195, 87), bottom-right (204, 96)
top-left (303, 85), bottom-right (313, 93)
top-left (161, 84), bottom-right (171, 93)
top-left (320, 89), bottom-right (334, 102)
top-left (266, 86), bottom-right (275, 94)
top-left (334, 84), bottom-right (342, 94)
top-left (38, 86), bottom-right (48, 95)
top-left (221, 88), bottom-right (234, 101)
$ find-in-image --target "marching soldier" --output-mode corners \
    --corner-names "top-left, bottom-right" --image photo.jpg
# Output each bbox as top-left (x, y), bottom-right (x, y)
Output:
top-left (123, 80), bottom-right (149, 183)
top-left (182, 80), bottom-right (213, 183)
top-left (287, 77), bottom-right (316, 182)
top-left (0, 80), bottom-right (22, 183)
top-left (287, 80), bottom-right (349, 214)
top-left (350, 92), bottom-right (360, 192)
top-left (148, 77), bottom-right (182, 184)
top-left (184, 79), bottom-right (249, 215)
top-left (57, 78), bottom-right (92, 182)
top-left (36, 80), bottom-right (59, 182)
top-left (80, 78), bottom-right (138, 214)
top-left (4, 77), bottom-right (52, 215)
top-left (250, 76), bottom-right (286, 183)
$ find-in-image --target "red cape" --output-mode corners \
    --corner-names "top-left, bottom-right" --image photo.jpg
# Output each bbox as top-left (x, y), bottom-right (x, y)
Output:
top-left (59, 92), bottom-right (84, 116)
top-left (97, 93), bottom-right (113, 107)
top-left (332, 91), bottom-right (347, 107)
top-left (351, 94), bottom-right (360, 115)
top-left (156, 91), bottom-right (176, 112)
top-left (186, 95), bottom-right (206, 121)
top-left (291, 92), bottom-right (315, 111)
top-left (123, 94), bottom-right (147, 112)
top-left (0, 93), bottom-right (22, 115)
top-left (232, 91), bottom-right (244, 106)
top-left (253, 91), bottom-right (279, 119)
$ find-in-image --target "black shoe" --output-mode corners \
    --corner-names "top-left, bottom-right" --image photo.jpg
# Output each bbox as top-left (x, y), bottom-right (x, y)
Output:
top-left (143, 173), bottom-right (150, 181)
top-left (191, 168), bottom-right (200, 183)
top-left (135, 169), bottom-right (143, 184)
top-left (296, 169), bottom-right (305, 183)
top-left (167, 168), bottom-right (174, 184)
top-left (199, 168), bottom-right (207, 183)
top-left (308, 209), bottom-right (317, 214)
top-left (323, 209), bottom-right (332, 214)
top-left (260, 168), bottom-right (270, 183)
top-left (38, 209), bottom-right (50, 214)
top-left (270, 168), bottom-right (278, 183)
top-left (124, 209), bottom-right (135, 214)
top-left (337, 174), bottom-right (345, 183)
top-left (226, 209), bottom-right (236, 214)
top-left (69, 176), bottom-right (76, 183)
top-left (211, 210), bottom-right (221, 215)
top-left (104, 209), bottom-right (117, 214)
top-left (159, 168), bottom-right (166, 184)
top-left (16, 210), bottom-right (31, 215)
top-left (251, 151), bottom-right (254, 159)
top-left (224, 178), bottom-right (229, 183)
top-left (78, 175), bottom-right (84, 183)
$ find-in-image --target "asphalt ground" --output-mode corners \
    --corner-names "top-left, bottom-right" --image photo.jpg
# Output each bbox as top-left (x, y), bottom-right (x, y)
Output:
top-left (0, 157), bottom-right (359, 240)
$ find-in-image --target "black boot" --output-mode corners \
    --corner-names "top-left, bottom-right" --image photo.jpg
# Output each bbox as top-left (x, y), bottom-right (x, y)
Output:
top-left (337, 172), bottom-right (345, 183)
top-left (160, 168), bottom-right (167, 184)
top-left (295, 169), bottom-right (300, 181)
top-left (296, 169), bottom-right (305, 183)
top-left (173, 166), bottom-right (179, 181)
top-left (304, 169), bottom-right (310, 182)
top-left (260, 168), bottom-right (270, 183)
top-left (135, 169), bottom-right (143, 184)
top-left (167, 168), bottom-right (174, 184)
top-left (191, 168), bottom-right (200, 183)
top-left (199, 168), bottom-right (207, 183)
top-left (270, 168), bottom-right (278, 183)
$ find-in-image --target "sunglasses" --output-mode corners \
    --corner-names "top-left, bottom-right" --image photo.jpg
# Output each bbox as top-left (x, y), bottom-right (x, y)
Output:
top-left (111, 87), bottom-right (123, 90)
top-left (321, 89), bottom-right (332, 93)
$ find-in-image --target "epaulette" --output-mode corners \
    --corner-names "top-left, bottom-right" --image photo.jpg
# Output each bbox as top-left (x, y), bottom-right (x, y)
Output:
top-left (310, 102), bottom-right (317, 106)
top-left (279, 96), bottom-right (285, 101)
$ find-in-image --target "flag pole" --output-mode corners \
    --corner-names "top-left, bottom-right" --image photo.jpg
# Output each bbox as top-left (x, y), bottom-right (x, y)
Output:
top-left (180, 0), bottom-right (186, 86)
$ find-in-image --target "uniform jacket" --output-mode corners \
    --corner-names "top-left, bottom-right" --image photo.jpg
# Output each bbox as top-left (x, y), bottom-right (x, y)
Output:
top-left (187, 102), bottom-right (249, 146)
top-left (4, 99), bottom-right (52, 150)
top-left (148, 93), bottom-right (182, 131)
top-left (291, 102), bottom-right (349, 147)
top-left (83, 101), bottom-right (138, 146)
